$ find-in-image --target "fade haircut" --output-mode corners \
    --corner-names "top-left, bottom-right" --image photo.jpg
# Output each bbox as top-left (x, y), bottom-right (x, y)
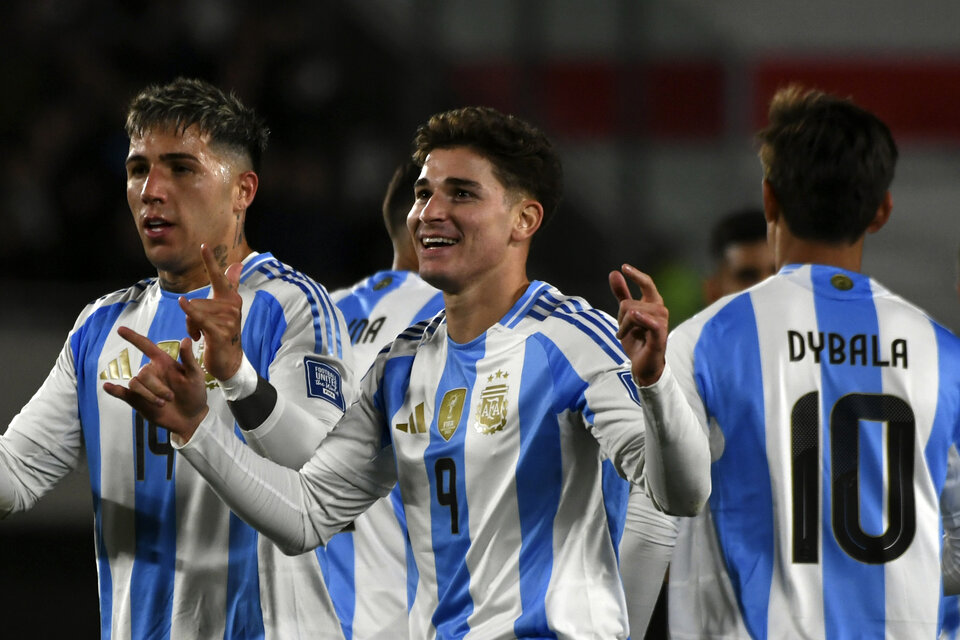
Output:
top-left (412, 106), bottom-right (563, 227)
top-left (382, 160), bottom-right (421, 239)
top-left (125, 77), bottom-right (269, 172)
top-left (757, 85), bottom-right (897, 244)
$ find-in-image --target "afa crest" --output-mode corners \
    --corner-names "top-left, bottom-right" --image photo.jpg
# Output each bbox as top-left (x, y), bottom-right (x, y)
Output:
top-left (475, 370), bottom-right (510, 434)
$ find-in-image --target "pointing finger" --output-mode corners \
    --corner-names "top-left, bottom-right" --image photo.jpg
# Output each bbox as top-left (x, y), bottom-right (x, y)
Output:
top-left (620, 264), bottom-right (664, 306)
top-left (117, 326), bottom-right (173, 362)
top-left (200, 243), bottom-right (233, 298)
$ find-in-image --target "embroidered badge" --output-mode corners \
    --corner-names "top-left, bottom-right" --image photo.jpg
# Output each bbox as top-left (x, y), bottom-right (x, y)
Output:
top-left (475, 370), bottom-right (509, 434)
top-left (304, 356), bottom-right (346, 411)
top-left (438, 388), bottom-right (467, 441)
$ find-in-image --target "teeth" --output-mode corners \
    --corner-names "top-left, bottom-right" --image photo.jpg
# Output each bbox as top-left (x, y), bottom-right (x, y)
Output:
top-left (423, 237), bottom-right (456, 247)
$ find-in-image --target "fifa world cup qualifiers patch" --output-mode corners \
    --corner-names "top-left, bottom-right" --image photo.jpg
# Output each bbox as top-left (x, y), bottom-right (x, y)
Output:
top-left (304, 356), bottom-right (346, 411)
top-left (618, 371), bottom-right (643, 407)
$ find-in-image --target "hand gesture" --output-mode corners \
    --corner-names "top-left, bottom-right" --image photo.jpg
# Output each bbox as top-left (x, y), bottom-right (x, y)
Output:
top-left (609, 263), bottom-right (669, 387)
top-left (103, 327), bottom-right (209, 441)
top-left (179, 243), bottom-right (245, 381)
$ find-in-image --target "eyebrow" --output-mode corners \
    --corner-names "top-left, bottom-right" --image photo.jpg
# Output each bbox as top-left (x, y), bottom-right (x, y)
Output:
top-left (415, 176), bottom-right (484, 191)
top-left (125, 152), bottom-right (200, 166)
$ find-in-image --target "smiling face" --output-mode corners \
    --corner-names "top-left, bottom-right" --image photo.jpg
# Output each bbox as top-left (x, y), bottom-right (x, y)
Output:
top-left (408, 146), bottom-right (541, 298)
top-left (126, 125), bottom-right (256, 292)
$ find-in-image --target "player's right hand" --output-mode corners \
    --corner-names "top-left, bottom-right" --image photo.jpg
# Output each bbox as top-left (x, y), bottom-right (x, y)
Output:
top-left (178, 243), bottom-right (245, 381)
top-left (103, 327), bottom-right (209, 442)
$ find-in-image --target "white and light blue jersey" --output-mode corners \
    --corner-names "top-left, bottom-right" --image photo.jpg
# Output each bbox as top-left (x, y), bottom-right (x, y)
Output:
top-left (323, 270), bottom-right (443, 639)
top-left (666, 264), bottom-right (960, 640)
top-left (314, 280), bottom-right (636, 638)
top-left (0, 252), bottom-right (352, 640)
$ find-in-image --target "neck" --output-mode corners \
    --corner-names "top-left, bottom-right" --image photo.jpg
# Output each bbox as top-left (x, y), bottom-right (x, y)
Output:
top-left (158, 244), bottom-right (253, 293)
top-left (443, 276), bottom-right (530, 344)
top-left (774, 227), bottom-right (865, 273)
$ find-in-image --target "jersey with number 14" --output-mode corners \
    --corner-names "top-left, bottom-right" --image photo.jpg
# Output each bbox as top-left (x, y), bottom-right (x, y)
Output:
top-left (666, 264), bottom-right (960, 639)
top-left (0, 252), bottom-right (352, 640)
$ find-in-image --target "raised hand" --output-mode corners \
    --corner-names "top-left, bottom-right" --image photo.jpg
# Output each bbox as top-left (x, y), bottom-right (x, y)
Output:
top-left (103, 326), bottom-right (209, 441)
top-left (179, 243), bottom-right (245, 381)
top-left (608, 264), bottom-right (669, 387)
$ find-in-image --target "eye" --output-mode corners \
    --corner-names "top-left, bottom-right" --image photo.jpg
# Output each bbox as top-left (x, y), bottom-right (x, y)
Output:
top-left (454, 189), bottom-right (474, 200)
top-left (126, 162), bottom-right (148, 178)
top-left (172, 163), bottom-right (194, 175)
top-left (415, 188), bottom-right (431, 201)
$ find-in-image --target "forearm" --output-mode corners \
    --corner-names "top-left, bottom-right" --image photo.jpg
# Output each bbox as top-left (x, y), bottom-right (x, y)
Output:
top-left (637, 364), bottom-right (711, 516)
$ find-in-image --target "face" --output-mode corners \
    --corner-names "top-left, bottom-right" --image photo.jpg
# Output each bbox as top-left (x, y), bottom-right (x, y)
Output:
top-left (408, 147), bottom-right (535, 295)
top-left (707, 239), bottom-right (776, 302)
top-left (126, 125), bottom-right (252, 292)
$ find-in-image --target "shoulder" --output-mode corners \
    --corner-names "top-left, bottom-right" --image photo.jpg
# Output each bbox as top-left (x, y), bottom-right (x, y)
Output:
top-left (239, 252), bottom-right (338, 311)
top-left (507, 281), bottom-right (624, 364)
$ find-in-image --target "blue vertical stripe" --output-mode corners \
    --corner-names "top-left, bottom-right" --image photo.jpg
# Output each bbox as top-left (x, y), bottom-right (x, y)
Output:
top-left (74, 300), bottom-right (135, 639)
top-left (320, 533), bottom-right (356, 639)
top-left (512, 340), bottom-right (562, 638)
top-left (696, 293), bottom-right (773, 639)
top-left (810, 266), bottom-right (885, 639)
top-left (130, 291), bottom-right (191, 640)
top-left (427, 337), bottom-right (481, 638)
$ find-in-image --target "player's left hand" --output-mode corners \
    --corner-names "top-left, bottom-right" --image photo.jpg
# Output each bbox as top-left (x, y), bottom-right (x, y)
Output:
top-left (178, 243), bottom-right (245, 381)
top-left (609, 263), bottom-right (669, 387)
top-left (103, 327), bottom-right (209, 441)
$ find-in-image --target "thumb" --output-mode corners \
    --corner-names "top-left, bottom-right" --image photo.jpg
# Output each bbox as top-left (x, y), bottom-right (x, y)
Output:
top-left (225, 262), bottom-right (243, 291)
top-left (178, 337), bottom-right (202, 374)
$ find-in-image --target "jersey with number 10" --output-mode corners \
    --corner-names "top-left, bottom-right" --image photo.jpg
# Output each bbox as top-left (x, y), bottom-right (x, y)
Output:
top-left (324, 270), bottom-right (443, 639)
top-left (666, 264), bottom-right (960, 639)
top-left (0, 252), bottom-right (351, 639)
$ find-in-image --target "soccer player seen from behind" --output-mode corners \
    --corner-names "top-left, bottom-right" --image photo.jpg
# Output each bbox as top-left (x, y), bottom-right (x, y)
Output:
top-left (617, 85), bottom-right (960, 639)
top-left (107, 105), bottom-right (712, 638)
top-left (0, 77), bottom-right (354, 639)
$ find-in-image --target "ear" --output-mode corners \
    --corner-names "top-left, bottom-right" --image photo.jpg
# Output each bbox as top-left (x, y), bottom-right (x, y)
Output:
top-left (761, 179), bottom-right (779, 225)
top-left (235, 170), bottom-right (259, 212)
top-left (512, 200), bottom-right (543, 242)
top-left (865, 191), bottom-right (892, 234)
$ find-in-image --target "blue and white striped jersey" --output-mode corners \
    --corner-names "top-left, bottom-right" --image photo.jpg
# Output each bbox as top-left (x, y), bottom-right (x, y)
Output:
top-left (0, 252), bottom-right (352, 640)
top-left (181, 280), bottom-right (680, 639)
top-left (324, 270), bottom-right (443, 639)
top-left (665, 264), bottom-right (960, 639)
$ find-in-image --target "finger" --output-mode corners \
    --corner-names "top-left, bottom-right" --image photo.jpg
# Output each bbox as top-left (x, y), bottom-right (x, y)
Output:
top-left (179, 298), bottom-right (204, 340)
top-left (200, 243), bottom-right (233, 298)
top-left (103, 380), bottom-right (165, 409)
top-left (177, 337), bottom-right (203, 375)
top-left (620, 264), bottom-right (664, 306)
top-left (128, 376), bottom-right (170, 406)
top-left (117, 326), bottom-right (173, 362)
top-left (609, 269), bottom-right (633, 304)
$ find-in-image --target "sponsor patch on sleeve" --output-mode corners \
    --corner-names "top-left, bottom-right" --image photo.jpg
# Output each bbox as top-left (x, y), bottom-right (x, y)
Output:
top-left (617, 370), bottom-right (643, 407)
top-left (304, 356), bottom-right (346, 411)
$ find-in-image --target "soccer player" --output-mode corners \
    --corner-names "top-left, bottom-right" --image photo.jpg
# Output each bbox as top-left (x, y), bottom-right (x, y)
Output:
top-left (703, 207), bottom-right (776, 304)
top-left (616, 85), bottom-right (960, 639)
top-left (323, 160), bottom-right (442, 638)
top-left (0, 77), bottom-right (353, 639)
top-left (107, 105), bottom-right (712, 638)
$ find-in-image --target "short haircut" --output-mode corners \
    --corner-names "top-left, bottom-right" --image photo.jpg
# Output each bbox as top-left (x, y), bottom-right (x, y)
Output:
top-left (125, 77), bottom-right (269, 172)
top-left (382, 160), bottom-right (422, 239)
top-left (757, 85), bottom-right (898, 244)
top-left (709, 207), bottom-right (768, 263)
top-left (412, 106), bottom-right (563, 226)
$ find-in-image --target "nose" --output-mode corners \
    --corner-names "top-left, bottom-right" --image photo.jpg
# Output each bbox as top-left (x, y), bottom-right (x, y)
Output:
top-left (417, 193), bottom-right (446, 224)
top-left (140, 166), bottom-right (166, 204)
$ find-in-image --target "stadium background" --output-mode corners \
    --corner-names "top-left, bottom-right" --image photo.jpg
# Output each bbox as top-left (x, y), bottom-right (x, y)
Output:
top-left (2, 0), bottom-right (960, 635)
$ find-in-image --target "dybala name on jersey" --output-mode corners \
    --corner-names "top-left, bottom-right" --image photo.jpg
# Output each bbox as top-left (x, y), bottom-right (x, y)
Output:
top-left (788, 330), bottom-right (908, 368)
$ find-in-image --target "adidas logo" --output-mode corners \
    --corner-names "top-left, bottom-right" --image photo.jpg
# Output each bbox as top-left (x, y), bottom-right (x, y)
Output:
top-left (100, 342), bottom-right (218, 389)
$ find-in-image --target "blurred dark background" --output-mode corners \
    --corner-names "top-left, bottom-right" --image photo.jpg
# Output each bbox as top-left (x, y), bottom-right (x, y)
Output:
top-left (4, 0), bottom-right (960, 635)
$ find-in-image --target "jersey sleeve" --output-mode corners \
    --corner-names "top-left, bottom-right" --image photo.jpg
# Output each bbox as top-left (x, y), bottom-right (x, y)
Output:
top-left (239, 276), bottom-right (356, 469)
top-left (0, 333), bottom-right (84, 515)
top-left (547, 306), bottom-right (710, 516)
top-left (177, 353), bottom-right (396, 553)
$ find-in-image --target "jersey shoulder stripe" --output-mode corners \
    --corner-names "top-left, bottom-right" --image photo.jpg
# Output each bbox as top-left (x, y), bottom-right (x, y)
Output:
top-left (243, 253), bottom-right (344, 358)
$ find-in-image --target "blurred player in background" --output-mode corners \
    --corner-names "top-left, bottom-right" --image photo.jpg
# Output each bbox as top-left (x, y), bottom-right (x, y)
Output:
top-left (322, 160), bottom-right (442, 638)
top-left (655, 85), bottom-right (960, 639)
top-left (703, 207), bottom-right (776, 304)
top-left (0, 77), bottom-right (353, 639)
top-left (108, 105), bottom-right (712, 638)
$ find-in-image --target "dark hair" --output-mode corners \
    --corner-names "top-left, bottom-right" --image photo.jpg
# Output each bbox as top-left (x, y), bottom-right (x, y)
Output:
top-left (125, 77), bottom-right (269, 172)
top-left (709, 207), bottom-right (767, 262)
top-left (382, 160), bottom-right (421, 238)
top-left (757, 85), bottom-right (897, 244)
top-left (412, 106), bottom-right (563, 226)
